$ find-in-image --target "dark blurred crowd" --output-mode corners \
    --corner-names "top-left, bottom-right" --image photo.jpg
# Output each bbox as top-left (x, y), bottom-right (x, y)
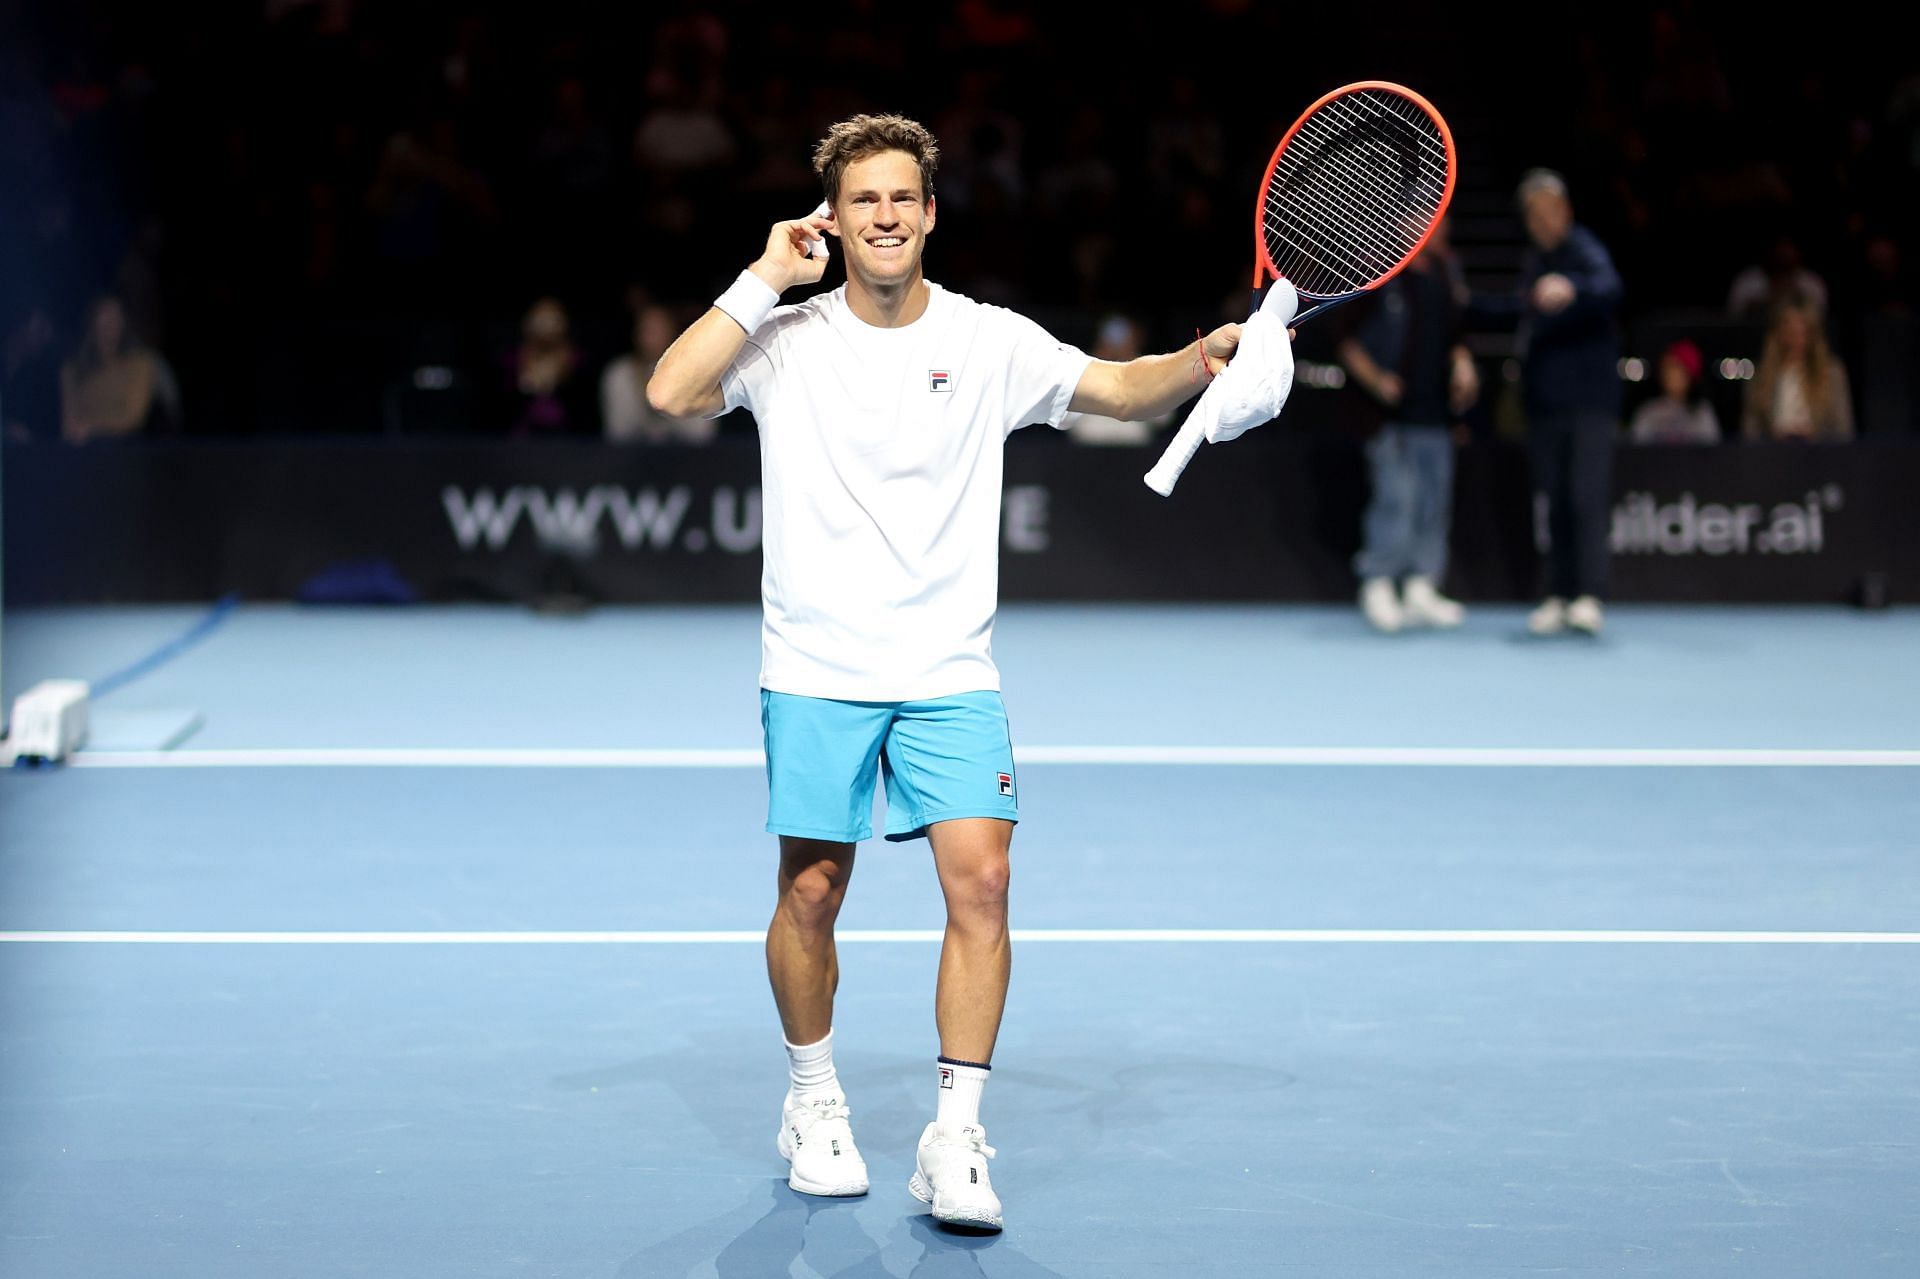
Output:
top-left (2, 0), bottom-right (1915, 445)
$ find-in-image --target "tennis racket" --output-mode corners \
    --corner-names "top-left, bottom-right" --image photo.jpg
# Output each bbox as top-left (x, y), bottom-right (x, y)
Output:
top-left (1145, 81), bottom-right (1455, 496)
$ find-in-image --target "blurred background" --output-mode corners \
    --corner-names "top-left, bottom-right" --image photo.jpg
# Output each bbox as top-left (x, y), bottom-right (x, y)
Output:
top-left (2, 0), bottom-right (1916, 607)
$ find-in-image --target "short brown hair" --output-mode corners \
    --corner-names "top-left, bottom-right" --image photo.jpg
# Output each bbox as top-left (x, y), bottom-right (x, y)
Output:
top-left (812, 113), bottom-right (940, 205)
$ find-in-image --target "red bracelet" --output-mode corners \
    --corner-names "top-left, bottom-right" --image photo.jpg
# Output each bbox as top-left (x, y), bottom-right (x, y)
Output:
top-left (1192, 327), bottom-right (1215, 384)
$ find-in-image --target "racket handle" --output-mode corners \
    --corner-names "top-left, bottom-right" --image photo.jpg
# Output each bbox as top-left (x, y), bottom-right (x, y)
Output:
top-left (1143, 414), bottom-right (1207, 497)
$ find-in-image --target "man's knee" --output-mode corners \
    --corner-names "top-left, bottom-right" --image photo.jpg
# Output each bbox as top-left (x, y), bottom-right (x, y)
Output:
top-left (786, 861), bottom-right (849, 914)
top-left (778, 840), bottom-right (854, 918)
top-left (947, 850), bottom-right (1011, 913)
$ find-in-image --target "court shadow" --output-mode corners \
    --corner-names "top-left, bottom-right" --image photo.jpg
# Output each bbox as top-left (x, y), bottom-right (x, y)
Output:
top-left (615, 1178), bottom-right (1064, 1279)
top-left (820, 1213), bottom-right (1065, 1279)
top-left (1502, 629), bottom-right (1615, 648)
top-left (614, 1177), bottom-right (876, 1278)
top-left (712, 1181), bottom-right (857, 1279)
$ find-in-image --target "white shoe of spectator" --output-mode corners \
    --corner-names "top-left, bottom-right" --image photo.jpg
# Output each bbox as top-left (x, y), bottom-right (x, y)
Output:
top-left (1360, 577), bottom-right (1403, 633)
top-left (1566, 595), bottom-right (1605, 635)
top-left (1401, 576), bottom-right (1464, 628)
top-left (1527, 596), bottom-right (1568, 636)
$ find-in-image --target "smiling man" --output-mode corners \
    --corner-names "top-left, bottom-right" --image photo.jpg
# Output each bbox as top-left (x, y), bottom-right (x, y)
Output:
top-left (648, 113), bottom-right (1255, 1231)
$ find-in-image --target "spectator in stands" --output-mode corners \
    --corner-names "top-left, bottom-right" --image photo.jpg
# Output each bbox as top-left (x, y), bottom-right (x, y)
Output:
top-left (1338, 225), bottom-right (1479, 633)
top-left (1513, 169), bottom-right (1623, 637)
top-left (364, 123), bottom-right (497, 301)
top-left (1628, 338), bottom-right (1720, 444)
top-left (3, 306), bottom-right (62, 442)
top-left (59, 296), bottom-right (164, 443)
top-left (633, 78), bottom-right (738, 232)
top-left (498, 296), bottom-right (589, 436)
top-left (1742, 300), bottom-right (1854, 441)
top-left (602, 301), bottom-right (717, 444)
top-left (1057, 315), bottom-right (1170, 445)
top-left (1850, 231), bottom-right (1915, 317)
top-left (1727, 233), bottom-right (1829, 324)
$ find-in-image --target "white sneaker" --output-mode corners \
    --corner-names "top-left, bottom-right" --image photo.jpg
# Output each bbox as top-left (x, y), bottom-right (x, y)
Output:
top-left (908, 1121), bottom-right (1003, 1231)
top-left (776, 1093), bottom-right (869, 1196)
top-left (1566, 595), bottom-right (1605, 635)
top-left (1527, 596), bottom-right (1567, 635)
top-left (1360, 577), bottom-right (1403, 633)
top-left (1401, 576), bottom-right (1465, 628)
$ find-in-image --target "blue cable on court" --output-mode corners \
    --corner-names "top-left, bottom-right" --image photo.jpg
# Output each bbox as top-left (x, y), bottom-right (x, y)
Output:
top-left (90, 593), bottom-right (242, 699)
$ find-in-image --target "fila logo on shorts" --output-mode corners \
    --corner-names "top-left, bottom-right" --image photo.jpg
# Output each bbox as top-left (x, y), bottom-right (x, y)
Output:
top-left (997, 772), bottom-right (1014, 797)
top-left (929, 369), bottom-right (952, 392)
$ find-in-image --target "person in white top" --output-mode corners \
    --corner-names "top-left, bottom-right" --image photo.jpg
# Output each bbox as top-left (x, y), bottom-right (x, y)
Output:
top-left (1742, 300), bottom-right (1854, 442)
top-left (599, 301), bottom-right (718, 444)
top-left (647, 113), bottom-right (1270, 1230)
top-left (1058, 314), bottom-right (1175, 445)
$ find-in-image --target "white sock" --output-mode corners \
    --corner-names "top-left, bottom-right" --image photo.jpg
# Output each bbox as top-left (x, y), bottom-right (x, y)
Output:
top-left (785, 1031), bottom-right (841, 1103)
top-left (936, 1056), bottom-right (990, 1130)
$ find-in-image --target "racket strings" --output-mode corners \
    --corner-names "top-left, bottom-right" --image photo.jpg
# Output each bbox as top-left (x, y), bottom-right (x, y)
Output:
top-left (1271, 122), bottom-right (1437, 286)
top-left (1265, 159), bottom-right (1406, 285)
top-left (1268, 122), bottom-right (1442, 289)
top-left (1274, 140), bottom-right (1423, 280)
top-left (1263, 88), bottom-right (1449, 297)
top-left (1269, 163), bottom-right (1406, 289)
top-left (1287, 95), bottom-right (1447, 233)
top-left (1266, 163), bottom-right (1404, 290)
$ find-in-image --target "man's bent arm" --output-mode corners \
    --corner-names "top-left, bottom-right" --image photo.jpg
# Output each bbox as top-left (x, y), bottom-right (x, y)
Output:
top-left (647, 303), bottom-right (761, 420)
top-left (648, 217), bottom-right (830, 419)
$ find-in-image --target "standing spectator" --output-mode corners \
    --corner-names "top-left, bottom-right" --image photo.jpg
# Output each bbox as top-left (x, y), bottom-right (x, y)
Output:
top-left (497, 296), bottom-right (588, 437)
top-left (1742, 300), bottom-right (1854, 441)
top-left (601, 301), bottom-right (716, 444)
top-left (1628, 339), bottom-right (1720, 444)
top-left (1338, 226), bottom-right (1479, 633)
top-left (1513, 170), bottom-right (1624, 637)
top-left (60, 296), bottom-right (162, 443)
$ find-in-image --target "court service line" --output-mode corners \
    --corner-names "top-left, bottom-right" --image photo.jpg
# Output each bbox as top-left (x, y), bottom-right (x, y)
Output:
top-left (66, 746), bottom-right (1920, 769)
top-left (2, 929), bottom-right (1915, 945)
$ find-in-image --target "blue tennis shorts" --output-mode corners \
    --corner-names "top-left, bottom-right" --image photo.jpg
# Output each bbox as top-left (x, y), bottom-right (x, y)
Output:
top-left (760, 689), bottom-right (1018, 843)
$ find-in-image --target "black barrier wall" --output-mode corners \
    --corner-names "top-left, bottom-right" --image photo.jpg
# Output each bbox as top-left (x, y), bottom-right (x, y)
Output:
top-left (5, 439), bottom-right (1916, 605)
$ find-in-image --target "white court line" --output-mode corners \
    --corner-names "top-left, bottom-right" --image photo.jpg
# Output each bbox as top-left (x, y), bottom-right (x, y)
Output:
top-left (65, 746), bottom-right (1920, 769)
top-left (1, 929), bottom-right (1915, 945)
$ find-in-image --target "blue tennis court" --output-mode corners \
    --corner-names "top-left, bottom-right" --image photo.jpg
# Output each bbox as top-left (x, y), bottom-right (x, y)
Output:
top-left (3, 603), bottom-right (1917, 1276)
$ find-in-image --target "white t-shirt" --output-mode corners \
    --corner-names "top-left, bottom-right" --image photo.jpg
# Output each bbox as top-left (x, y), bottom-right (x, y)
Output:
top-left (721, 282), bottom-right (1092, 700)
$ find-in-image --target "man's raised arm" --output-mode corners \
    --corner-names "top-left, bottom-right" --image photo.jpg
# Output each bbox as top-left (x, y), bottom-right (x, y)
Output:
top-left (647, 213), bottom-right (832, 419)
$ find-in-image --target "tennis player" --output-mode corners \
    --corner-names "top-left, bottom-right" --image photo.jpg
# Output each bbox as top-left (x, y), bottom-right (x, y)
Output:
top-left (648, 113), bottom-right (1281, 1230)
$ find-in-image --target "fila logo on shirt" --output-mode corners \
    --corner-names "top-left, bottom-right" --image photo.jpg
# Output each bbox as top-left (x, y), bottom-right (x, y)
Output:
top-left (997, 772), bottom-right (1014, 797)
top-left (928, 369), bottom-right (952, 392)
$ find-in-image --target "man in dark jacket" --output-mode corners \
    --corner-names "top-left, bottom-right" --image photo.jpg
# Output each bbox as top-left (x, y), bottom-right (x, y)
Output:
top-left (1337, 223), bottom-right (1480, 633)
top-left (1515, 169), bottom-right (1622, 636)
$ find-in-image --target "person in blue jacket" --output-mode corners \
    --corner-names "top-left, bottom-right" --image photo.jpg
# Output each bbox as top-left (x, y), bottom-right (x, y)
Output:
top-left (1513, 169), bottom-right (1623, 636)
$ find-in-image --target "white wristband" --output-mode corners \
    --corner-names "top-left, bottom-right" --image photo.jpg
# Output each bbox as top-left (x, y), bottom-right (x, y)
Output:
top-left (714, 270), bottom-right (779, 335)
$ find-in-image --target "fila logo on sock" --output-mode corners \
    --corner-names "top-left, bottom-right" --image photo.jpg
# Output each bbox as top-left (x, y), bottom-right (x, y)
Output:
top-left (939, 1066), bottom-right (954, 1089)
top-left (997, 772), bottom-right (1013, 797)
top-left (929, 369), bottom-right (951, 392)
